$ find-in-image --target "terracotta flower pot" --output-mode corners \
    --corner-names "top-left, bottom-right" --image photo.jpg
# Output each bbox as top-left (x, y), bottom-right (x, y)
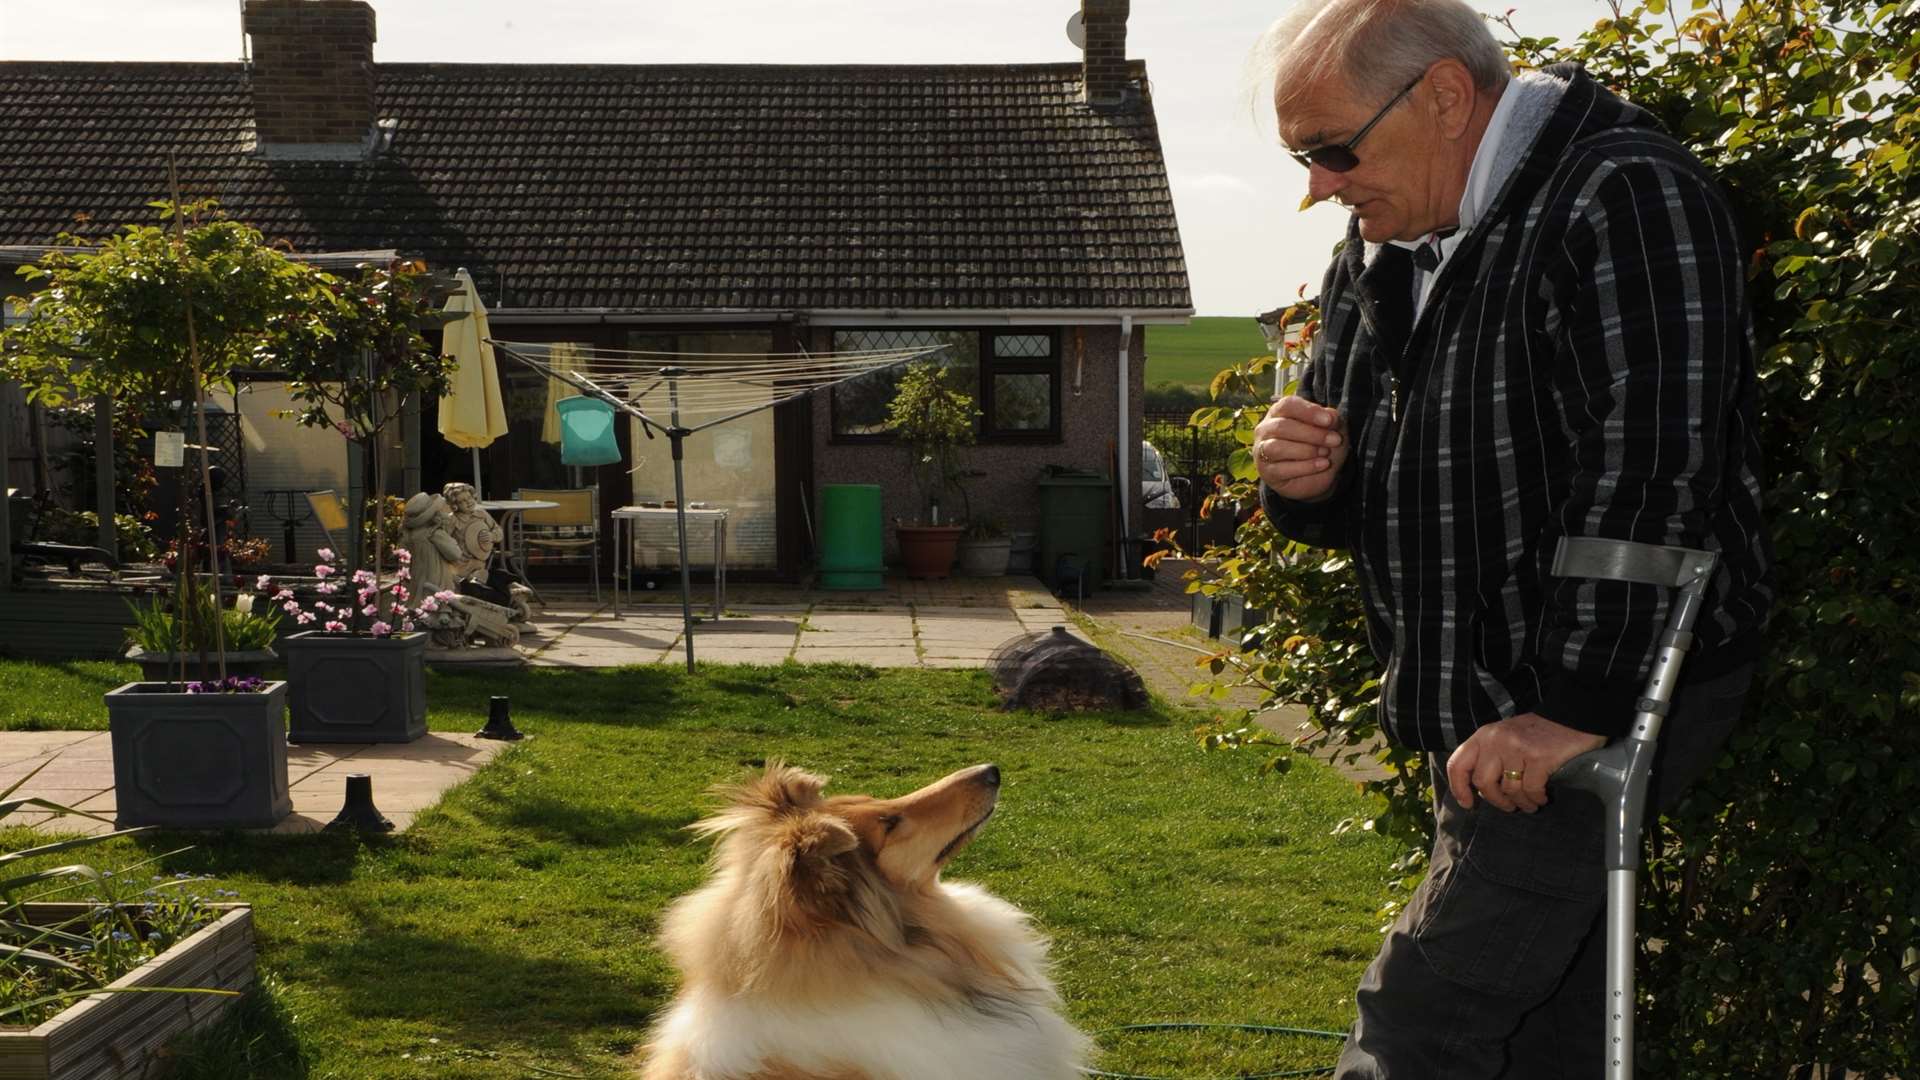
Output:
top-left (895, 525), bottom-right (964, 580)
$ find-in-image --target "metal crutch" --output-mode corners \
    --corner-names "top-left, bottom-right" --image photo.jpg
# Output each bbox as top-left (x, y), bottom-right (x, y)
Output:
top-left (1548, 536), bottom-right (1720, 1080)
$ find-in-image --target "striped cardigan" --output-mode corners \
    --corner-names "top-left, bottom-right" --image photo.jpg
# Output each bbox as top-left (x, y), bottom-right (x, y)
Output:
top-left (1263, 65), bottom-right (1772, 751)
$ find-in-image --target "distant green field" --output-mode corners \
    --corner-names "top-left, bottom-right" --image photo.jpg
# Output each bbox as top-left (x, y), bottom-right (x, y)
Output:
top-left (1146, 316), bottom-right (1272, 387)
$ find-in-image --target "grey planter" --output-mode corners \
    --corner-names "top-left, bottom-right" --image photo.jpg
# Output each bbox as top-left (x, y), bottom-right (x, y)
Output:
top-left (957, 537), bottom-right (1012, 577)
top-left (125, 646), bottom-right (278, 685)
top-left (104, 681), bottom-right (291, 829)
top-left (282, 631), bottom-right (428, 743)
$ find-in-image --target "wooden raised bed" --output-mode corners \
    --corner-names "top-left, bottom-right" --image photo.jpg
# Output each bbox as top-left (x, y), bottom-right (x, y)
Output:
top-left (0, 903), bottom-right (253, 1080)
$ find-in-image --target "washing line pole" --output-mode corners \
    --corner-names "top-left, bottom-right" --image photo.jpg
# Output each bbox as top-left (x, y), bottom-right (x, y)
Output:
top-left (664, 368), bottom-right (697, 673)
top-left (485, 338), bottom-right (945, 676)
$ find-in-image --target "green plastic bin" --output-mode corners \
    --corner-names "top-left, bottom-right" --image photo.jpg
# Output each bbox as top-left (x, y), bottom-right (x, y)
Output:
top-left (1036, 469), bottom-right (1111, 590)
top-left (818, 484), bottom-right (884, 590)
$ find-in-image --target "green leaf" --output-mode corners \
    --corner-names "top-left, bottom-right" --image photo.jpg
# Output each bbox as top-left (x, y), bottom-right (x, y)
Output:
top-left (1781, 741), bottom-right (1815, 771)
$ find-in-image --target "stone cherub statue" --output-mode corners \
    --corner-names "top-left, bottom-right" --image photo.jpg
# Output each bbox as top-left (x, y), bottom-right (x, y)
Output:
top-left (439, 482), bottom-right (501, 579)
top-left (401, 492), bottom-right (520, 648)
top-left (440, 481), bottom-right (534, 622)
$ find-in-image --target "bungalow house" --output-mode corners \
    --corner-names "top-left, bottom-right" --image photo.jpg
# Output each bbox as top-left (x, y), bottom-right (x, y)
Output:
top-left (0, 0), bottom-right (1192, 583)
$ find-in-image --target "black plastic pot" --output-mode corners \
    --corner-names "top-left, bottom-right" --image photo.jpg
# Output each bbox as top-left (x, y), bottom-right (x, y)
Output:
top-left (104, 681), bottom-right (292, 829)
top-left (281, 631), bottom-right (428, 743)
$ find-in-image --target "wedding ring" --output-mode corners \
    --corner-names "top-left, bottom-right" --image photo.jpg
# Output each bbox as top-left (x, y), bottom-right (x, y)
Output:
top-left (1502, 769), bottom-right (1524, 782)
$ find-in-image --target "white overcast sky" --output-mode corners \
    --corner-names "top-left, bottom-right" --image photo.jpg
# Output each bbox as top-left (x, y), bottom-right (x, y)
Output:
top-left (0, 1), bottom-right (1607, 316)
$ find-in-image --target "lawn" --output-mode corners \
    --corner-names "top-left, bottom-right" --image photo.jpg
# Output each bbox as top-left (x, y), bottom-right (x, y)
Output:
top-left (0, 660), bottom-right (1394, 1079)
top-left (1146, 316), bottom-right (1274, 389)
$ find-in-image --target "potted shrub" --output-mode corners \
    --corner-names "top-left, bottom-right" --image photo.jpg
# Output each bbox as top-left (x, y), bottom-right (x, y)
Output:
top-left (957, 515), bottom-right (1012, 577)
top-left (265, 259), bottom-right (455, 742)
top-left (885, 361), bottom-right (977, 579)
top-left (0, 762), bottom-right (252, 1075)
top-left (261, 547), bottom-right (456, 743)
top-left (123, 590), bottom-right (282, 684)
top-left (0, 200), bottom-right (337, 829)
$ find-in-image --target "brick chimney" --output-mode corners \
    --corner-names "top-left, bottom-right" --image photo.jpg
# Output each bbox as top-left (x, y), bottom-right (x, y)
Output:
top-left (243, 0), bottom-right (380, 159)
top-left (1080, 0), bottom-right (1133, 110)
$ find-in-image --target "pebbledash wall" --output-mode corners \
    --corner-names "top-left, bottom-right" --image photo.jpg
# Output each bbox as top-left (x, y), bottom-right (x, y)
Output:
top-left (807, 323), bottom-right (1146, 555)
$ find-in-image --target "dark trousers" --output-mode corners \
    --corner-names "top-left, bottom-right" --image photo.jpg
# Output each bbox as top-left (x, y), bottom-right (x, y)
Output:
top-left (1333, 663), bottom-right (1757, 1079)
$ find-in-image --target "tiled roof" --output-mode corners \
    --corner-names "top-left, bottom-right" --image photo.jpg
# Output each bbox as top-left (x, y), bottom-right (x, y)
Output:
top-left (0, 61), bottom-right (1191, 313)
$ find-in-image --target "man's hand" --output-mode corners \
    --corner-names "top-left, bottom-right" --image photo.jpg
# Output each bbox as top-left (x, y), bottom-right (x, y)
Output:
top-left (1445, 713), bottom-right (1607, 813)
top-left (1253, 396), bottom-right (1348, 502)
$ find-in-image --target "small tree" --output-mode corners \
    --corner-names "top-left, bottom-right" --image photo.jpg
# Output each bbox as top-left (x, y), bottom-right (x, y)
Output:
top-left (1, 198), bottom-right (336, 682)
top-left (264, 259), bottom-right (455, 634)
top-left (884, 360), bottom-right (978, 524)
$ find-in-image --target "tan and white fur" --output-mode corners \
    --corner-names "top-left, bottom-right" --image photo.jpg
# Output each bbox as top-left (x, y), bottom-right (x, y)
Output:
top-left (639, 763), bottom-right (1089, 1080)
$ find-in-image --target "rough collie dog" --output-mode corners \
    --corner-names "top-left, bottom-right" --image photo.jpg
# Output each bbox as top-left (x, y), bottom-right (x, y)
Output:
top-left (639, 762), bottom-right (1090, 1080)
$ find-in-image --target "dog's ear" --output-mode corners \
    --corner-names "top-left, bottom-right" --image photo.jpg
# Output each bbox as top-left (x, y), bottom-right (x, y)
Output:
top-left (783, 812), bottom-right (859, 865)
top-left (688, 763), bottom-right (835, 842)
top-left (741, 761), bottom-right (830, 814)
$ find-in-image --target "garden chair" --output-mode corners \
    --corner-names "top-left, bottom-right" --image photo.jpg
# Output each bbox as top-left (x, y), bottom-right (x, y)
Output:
top-left (304, 489), bottom-right (350, 558)
top-left (512, 487), bottom-right (600, 600)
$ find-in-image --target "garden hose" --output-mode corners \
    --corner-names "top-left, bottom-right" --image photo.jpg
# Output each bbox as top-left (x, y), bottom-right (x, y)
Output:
top-left (1078, 1022), bottom-right (1347, 1080)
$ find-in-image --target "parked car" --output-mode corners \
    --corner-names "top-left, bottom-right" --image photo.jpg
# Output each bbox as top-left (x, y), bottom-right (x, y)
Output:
top-left (1141, 440), bottom-right (1187, 509)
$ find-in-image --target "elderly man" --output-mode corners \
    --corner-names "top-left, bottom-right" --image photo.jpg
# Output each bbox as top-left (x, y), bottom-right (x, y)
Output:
top-left (1251, 0), bottom-right (1772, 1075)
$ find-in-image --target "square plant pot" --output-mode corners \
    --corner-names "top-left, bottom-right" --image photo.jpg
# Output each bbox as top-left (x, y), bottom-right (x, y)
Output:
top-left (281, 631), bottom-right (427, 743)
top-left (105, 682), bottom-right (292, 829)
top-left (0, 903), bottom-right (253, 1079)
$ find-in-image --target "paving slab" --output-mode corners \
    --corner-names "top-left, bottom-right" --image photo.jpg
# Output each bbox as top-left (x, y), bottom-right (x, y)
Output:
top-left (0, 732), bottom-right (509, 835)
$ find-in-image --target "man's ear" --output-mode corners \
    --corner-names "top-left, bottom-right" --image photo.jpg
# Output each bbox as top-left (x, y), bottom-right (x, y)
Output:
top-left (1424, 58), bottom-right (1479, 141)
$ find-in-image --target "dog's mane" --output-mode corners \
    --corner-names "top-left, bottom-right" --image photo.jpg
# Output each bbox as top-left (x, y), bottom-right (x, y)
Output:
top-left (660, 763), bottom-right (1052, 1012)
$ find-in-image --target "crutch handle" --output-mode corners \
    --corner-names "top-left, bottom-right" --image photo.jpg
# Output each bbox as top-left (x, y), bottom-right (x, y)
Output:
top-left (1550, 739), bottom-right (1657, 872)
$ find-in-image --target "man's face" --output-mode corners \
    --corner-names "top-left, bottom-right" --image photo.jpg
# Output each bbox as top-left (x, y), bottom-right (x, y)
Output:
top-left (1277, 70), bottom-right (1445, 244)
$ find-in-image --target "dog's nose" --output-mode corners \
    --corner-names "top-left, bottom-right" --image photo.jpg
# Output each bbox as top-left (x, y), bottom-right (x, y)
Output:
top-left (978, 764), bottom-right (1001, 788)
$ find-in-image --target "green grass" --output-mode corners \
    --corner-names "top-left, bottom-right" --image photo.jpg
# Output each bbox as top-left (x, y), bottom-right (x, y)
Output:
top-left (1, 661), bottom-right (1394, 1079)
top-left (1147, 316), bottom-right (1274, 389)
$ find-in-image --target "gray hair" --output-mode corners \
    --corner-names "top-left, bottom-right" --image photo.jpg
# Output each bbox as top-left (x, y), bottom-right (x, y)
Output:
top-left (1256, 0), bottom-right (1510, 119)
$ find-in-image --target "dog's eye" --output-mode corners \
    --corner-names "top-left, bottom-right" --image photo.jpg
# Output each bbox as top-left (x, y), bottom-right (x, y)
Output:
top-left (880, 815), bottom-right (902, 833)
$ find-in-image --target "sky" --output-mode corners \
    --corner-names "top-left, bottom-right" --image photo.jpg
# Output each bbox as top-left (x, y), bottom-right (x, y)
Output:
top-left (0, 0), bottom-right (1608, 316)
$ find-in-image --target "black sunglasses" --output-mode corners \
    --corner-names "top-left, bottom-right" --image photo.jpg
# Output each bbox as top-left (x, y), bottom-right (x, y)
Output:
top-left (1288, 76), bottom-right (1422, 173)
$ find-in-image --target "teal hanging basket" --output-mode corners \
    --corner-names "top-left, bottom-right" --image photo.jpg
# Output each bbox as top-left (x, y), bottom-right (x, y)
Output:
top-left (556, 396), bottom-right (621, 467)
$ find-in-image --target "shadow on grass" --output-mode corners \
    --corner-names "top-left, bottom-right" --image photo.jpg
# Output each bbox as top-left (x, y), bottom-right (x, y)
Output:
top-left (286, 913), bottom-right (663, 1060)
top-left (477, 793), bottom-right (692, 849)
top-left (144, 833), bottom-right (366, 887)
top-left (160, 972), bottom-right (310, 1080)
top-left (427, 666), bottom-right (688, 728)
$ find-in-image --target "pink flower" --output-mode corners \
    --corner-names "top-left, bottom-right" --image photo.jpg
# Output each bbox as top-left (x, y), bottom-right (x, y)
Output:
top-left (369, 621), bottom-right (392, 637)
top-left (273, 589), bottom-right (294, 601)
top-left (434, 590), bottom-right (457, 602)
top-left (324, 620), bottom-right (347, 633)
top-left (360, 604), bottom-right (379, 617)
top-left (255, 574), bottom-right (273, 591)
top-left (392, 586), bottom-right (409, 602)
top-left (317, 582), bottom-right (337, 595)
top-left (419, 598), bottom-right (438, 613)
top-left (315, 601), bottom-right (335, 614)
top-left (296, 612), bottom-right (316, 625)
top-left (314, 565), bottom-right (334, 579)
top-left (317, 547), bottom-right (335, 561)
top-left (395, 566), bottom-right (411, 581)
top-left (352, 570), bottom-right (375, 585)
top-left (394, 548), bottom-right (412, 563)
top-left (282, 601), bottom-right (301, 614)
top-left (401, 619), bottom-right (415, 632)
